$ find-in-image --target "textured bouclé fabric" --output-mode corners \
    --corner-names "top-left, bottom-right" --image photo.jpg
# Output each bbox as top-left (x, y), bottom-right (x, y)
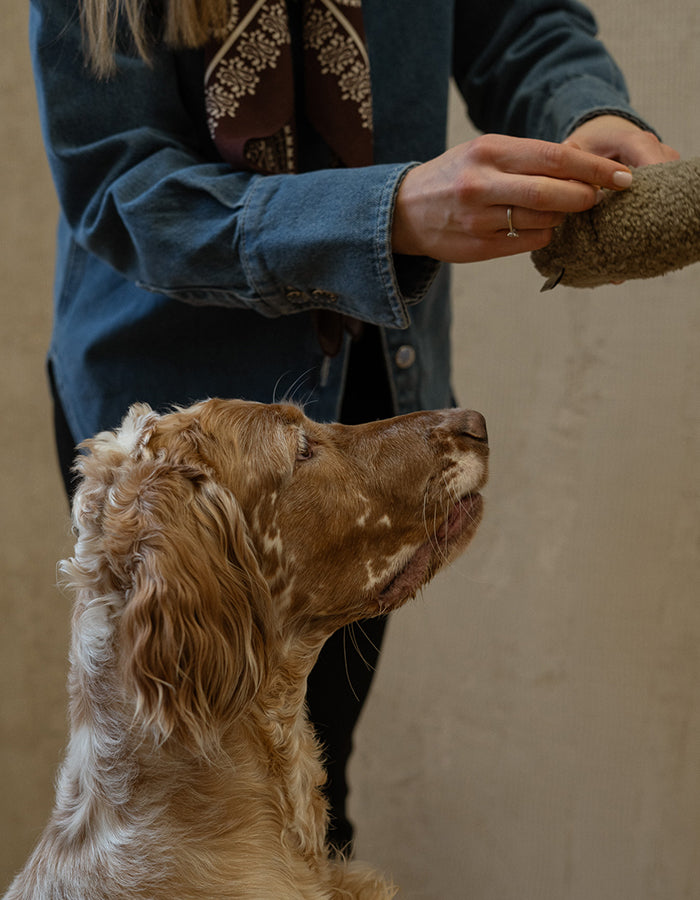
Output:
top-left (532, 157), bottom-right (700, 289)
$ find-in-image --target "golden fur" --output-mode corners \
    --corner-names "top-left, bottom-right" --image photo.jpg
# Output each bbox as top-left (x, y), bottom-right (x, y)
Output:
top-left (5, 398), bottom-right (488, 899)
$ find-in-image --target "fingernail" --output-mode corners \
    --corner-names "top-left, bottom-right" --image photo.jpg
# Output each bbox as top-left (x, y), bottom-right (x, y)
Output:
top-left (613, 170), bottom-right (633, 188)
top-left (594, 189), bottom-right (606, 205)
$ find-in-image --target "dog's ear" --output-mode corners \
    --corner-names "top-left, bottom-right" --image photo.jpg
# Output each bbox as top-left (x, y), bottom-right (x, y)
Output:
top-left (115, 459), bottom-right (271, 753)
top-left (71, 403), bottom-right (160, 536)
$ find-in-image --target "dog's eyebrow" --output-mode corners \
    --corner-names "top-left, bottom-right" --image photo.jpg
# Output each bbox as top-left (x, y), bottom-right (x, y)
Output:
top-left (271, 407), bottom-right (307, 430)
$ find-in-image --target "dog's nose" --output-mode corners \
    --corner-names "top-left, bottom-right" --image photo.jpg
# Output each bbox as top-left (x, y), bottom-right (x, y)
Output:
top-left (457, 409), bottom-right (488, 443)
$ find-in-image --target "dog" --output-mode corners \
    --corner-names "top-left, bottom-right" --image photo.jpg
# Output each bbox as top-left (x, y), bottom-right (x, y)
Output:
top-left (5, 398), bottom-right (488, 899)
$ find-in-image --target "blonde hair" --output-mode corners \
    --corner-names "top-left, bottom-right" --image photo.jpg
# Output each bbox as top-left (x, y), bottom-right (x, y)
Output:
top-left (80, 0), bottom-right (229, 76)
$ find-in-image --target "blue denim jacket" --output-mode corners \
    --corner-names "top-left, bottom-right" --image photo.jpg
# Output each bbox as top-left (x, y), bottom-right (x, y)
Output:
top-left (30, 0), bottom-right (648, 441)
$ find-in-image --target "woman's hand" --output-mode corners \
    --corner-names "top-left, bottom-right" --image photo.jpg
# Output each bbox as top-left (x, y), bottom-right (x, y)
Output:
top-left (392, 132), bottom-right (638, 263)
top-left (565, 115), bottom-right (680, 167)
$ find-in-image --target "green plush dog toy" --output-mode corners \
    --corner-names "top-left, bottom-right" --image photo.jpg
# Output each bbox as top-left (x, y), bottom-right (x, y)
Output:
top-left (531, 156), bottom-right (700, 290)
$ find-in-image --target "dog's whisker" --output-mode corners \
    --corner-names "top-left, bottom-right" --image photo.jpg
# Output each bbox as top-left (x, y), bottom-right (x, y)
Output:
top-left (348, 620), bottom-right (383, 669)
top-left (275, 367), bottom-right (316, 408)
top-left (341, 627), bottom-right (363, 704)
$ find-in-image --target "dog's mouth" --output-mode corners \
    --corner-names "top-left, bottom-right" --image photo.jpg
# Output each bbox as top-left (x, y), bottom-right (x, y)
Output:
top-left (375, 493), bottom-right (484, 611)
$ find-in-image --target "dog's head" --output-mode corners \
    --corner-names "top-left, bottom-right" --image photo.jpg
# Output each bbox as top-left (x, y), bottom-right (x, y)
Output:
top-left (67, 399), bottom-right (488, 752)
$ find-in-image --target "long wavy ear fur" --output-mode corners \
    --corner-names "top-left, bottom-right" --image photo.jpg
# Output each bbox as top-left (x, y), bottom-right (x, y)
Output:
top-left (75, 404), bottom-right (271, 754)
top-left (121, 466), bottom-right (271, 752)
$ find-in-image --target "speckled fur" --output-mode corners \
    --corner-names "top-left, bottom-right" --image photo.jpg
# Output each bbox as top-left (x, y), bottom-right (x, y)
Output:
top-left (4, 399), bottom-right (488, 900)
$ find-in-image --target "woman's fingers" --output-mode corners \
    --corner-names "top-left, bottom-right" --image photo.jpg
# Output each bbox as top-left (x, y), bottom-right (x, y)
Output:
top-left (495, 206), bottom-right (567, 234)
top-left (463, 205), bottom-right (566, 236)
top-left (566, 115), bottom-right (680, 167)
top-left (450, 225), bottom-right (561, 262)
top-left (470, 133), bottom-right (633, 192)
top-left (491, 172), bottom-right (607, 213)
top-left (391, 133), bottom-right (635, 262)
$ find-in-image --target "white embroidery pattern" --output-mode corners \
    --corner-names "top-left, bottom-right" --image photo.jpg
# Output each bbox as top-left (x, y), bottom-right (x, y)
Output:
top-left (205, 1), bottom-right (291, 138)
top-left (205, 0), bottom-right (372, 172)
top-left (304, 1), bottom-right (373, 133)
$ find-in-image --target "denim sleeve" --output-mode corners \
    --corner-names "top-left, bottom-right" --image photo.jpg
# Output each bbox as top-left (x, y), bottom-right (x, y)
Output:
top-left (29, 0), bottom-right (435, 327)
top-left (452, 0), bottom-right (652, 142)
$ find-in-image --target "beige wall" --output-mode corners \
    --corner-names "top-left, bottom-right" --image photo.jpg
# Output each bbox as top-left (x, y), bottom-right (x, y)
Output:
top-left (2, 1), bottom-right (699, 897)
top-left (1, 0), bottom-right (74, 882)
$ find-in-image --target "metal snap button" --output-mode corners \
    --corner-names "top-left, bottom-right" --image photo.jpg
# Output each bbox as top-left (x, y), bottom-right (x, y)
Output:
top-left (395, 344), bottom-right (416, 369)
top-left (311, 289), bottom-right (338, 303)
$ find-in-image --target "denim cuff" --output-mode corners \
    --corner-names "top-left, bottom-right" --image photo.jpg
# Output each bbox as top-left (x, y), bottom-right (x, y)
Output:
top-left (386, 162), bottom-right (442, 307)
top-left (542, 74), bottom-right (655, 143)
top-left (239, 163), bottom-right (438, 328)
top-left (564, 107), bottom-right (661, 142)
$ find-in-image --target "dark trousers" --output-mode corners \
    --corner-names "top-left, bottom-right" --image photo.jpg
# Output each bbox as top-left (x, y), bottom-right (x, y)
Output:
top-left (50, 325), bottom-right (393, 852)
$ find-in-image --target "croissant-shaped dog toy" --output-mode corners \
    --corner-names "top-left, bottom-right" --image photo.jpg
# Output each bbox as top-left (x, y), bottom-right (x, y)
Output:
top-left (531, 157), bottom-right (700, 290)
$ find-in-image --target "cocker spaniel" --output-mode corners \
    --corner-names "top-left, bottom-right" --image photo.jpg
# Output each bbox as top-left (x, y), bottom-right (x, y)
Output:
top-left (6, 398), bottom-right (488, 900)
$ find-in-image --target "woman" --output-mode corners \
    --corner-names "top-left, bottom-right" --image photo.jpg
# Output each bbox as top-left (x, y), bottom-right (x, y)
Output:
top-left (30, 0), bottom-right (677, 850)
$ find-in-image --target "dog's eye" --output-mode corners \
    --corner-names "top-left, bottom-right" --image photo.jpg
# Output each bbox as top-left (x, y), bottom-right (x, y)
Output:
top-left (296, 433), bottom-right (315, 462)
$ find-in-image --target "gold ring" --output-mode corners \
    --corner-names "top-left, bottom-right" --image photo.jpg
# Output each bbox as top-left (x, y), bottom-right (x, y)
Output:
top-left (506, 207), bottom-right (519, 238)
